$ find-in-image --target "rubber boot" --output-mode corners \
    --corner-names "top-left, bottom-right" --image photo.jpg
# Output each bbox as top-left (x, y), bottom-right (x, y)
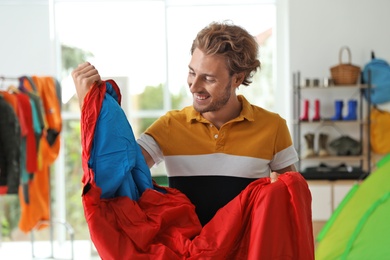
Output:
top-left (318, 133), bottom-right (329, 157)
top-left (304, 133), bottom-right (315, 158)
top-left (331, 100), bottom-right (343, 120)
top-left (312, 99), bottom-right (321, 121)
top-left (343, 99), bottom-right (358, 120)
top-left (300, 99), bottom-right (309, 121)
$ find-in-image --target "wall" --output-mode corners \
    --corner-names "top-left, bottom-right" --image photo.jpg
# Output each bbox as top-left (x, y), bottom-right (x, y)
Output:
top-left (0, 0), bottom-right (56, 77)
top-left (289, 0), bottom-right (390, 81)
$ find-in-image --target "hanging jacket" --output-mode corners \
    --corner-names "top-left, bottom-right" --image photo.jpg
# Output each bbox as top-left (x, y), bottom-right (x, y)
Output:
top-left (81, 80), bottom-right (315, 260)
top-left (15, 92), bottom-right (37, 174)
top-left (0, 95), bottom-right (21, 194)
top-left (18, 76), bottom-right (62, 233)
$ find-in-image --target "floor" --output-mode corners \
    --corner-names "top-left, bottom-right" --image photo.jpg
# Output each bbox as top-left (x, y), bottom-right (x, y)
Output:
top-left (0, 240), bottom-right (100, 260)
top-left (0, 221), bottom-right (324, 259)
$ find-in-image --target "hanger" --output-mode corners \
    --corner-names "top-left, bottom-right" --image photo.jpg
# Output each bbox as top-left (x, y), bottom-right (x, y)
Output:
top-left (0, 76), bottom-right (21, 92)
top-left (7, 84), bottom-right (20, 94)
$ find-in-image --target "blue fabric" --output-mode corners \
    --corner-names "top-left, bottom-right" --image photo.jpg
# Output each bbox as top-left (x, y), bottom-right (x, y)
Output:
top-left (88, 81), bottom-right (153, 200)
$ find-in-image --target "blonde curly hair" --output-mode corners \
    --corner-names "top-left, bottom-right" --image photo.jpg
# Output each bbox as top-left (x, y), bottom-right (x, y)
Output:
top-left (191, 21), bottom-right (261, 86)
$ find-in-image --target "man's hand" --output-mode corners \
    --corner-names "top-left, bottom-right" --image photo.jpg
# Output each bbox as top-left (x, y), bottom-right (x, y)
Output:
top-left (270, 164), bottom-right (296, 183)
top-left (71, 62), bottom-right (102, 109)
top-left (270, 171), bottom-right (279, 183)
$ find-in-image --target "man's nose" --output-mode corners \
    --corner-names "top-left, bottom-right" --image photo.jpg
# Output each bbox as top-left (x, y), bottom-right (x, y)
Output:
top-left (189, 76), bottom-right (201, 91)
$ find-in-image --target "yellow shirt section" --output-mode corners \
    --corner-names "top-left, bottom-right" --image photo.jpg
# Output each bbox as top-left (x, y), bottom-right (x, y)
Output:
top-left (144, 95), bottom-right (293, 161)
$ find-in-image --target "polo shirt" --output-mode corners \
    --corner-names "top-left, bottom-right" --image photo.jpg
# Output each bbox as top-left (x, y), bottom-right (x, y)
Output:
top-left (138, 95), bottom-right (299, 225)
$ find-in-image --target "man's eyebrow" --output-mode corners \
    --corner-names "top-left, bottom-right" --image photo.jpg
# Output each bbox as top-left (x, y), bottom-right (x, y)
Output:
top-left (188, 66), bottom-right (216, 77)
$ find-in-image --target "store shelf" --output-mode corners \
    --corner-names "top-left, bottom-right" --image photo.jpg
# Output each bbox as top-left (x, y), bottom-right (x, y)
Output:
top-left (293, 71), bottom-right (372, 180)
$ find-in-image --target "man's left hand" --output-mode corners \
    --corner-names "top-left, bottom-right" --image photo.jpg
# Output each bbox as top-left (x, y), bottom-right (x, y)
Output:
top-left (270, 171), bottom-right (279, 183)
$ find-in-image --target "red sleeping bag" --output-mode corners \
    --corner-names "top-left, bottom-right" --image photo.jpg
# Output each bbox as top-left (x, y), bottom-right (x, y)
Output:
top-left (81, 80), bottom-right (315, 260)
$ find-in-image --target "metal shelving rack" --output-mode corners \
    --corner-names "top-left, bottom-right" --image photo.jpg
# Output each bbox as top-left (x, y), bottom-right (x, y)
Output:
top-left (292, 71), bottom-right (372, 180)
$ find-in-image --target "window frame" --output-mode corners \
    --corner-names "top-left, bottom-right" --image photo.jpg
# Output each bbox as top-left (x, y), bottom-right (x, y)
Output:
top-left (53, 0), bottom-right (286, 242)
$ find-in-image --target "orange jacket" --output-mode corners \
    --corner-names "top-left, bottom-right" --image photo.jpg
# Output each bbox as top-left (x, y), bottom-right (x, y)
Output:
top-left (18, 76), bottom-right (62, 232)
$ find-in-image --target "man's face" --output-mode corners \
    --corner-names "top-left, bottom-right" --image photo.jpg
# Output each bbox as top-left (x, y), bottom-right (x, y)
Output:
top-left (187, 48), bottom-right (235, 113)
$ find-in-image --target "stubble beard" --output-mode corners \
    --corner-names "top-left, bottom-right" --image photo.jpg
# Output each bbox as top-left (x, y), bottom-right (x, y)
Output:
top-left (193, 79), bottom-right (232, 113)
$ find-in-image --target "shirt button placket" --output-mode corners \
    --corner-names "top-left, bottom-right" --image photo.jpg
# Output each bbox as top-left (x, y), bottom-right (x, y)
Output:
top-left (209, 124), bottom-right (218, 139)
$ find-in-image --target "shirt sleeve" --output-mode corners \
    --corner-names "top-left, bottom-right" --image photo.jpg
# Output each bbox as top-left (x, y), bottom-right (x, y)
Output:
top-left (137, 133), bottom-right (164, 165)
top-left (269, 117), bottom-right (299, 170)
top-left (137, 112), bottom-right (172, 165)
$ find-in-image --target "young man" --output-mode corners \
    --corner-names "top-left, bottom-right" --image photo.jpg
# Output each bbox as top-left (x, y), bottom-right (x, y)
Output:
top-left (72, 21), bottom-right (298, 226)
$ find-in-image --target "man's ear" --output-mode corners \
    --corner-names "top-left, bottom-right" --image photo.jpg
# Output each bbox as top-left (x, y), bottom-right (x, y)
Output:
top-left (233, 72), bottom-right (245, 87)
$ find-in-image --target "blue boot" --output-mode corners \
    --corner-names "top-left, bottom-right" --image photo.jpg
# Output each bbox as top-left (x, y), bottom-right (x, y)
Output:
top-left (343, 99), bottom-right (358, 120)
top-left (331, 100), bottom-right (343, 120)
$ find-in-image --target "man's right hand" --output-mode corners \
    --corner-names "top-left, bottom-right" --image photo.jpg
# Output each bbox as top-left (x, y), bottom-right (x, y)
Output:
top-left (71, 62), bottom-right (102, 109)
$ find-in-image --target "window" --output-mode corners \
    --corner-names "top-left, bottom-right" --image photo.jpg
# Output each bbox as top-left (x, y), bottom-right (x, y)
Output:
top-left (55, 0), bottom-right (276, 240)
top-left (165, 2), bottom-right (276, 110)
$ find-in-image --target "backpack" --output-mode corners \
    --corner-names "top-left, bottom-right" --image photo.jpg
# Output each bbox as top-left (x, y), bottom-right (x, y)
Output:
top-left (362, 52), bottom-right (390, 105)
top-left (370, 107), bottom-right (390, 154)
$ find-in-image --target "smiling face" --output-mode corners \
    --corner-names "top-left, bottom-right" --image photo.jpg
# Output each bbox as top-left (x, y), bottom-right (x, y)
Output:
top-left (188, 48), bottom-right (240, 114)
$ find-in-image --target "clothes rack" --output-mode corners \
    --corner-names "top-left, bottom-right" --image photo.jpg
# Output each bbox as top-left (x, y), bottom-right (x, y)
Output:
top-left (0, 75), bottom-right (19, 248)
top-left (30, 177), bottom-right (75, 260)
top-left (0, 75), bottom-right (74, 259)
top-left (0, 76), bottom-right (19, 80)
top-left (0, 76), bottom-right (19, 89)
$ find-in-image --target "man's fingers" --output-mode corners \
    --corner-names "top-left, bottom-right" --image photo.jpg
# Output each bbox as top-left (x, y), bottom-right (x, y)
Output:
top-left (72, 62), bottom-right (100, 83)
top-left (71, 62), bottom-right (102, 108)
top-left (270, 171), bottom-right (279, 183)
top-left (72, 62), bottom-right (90, 78)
